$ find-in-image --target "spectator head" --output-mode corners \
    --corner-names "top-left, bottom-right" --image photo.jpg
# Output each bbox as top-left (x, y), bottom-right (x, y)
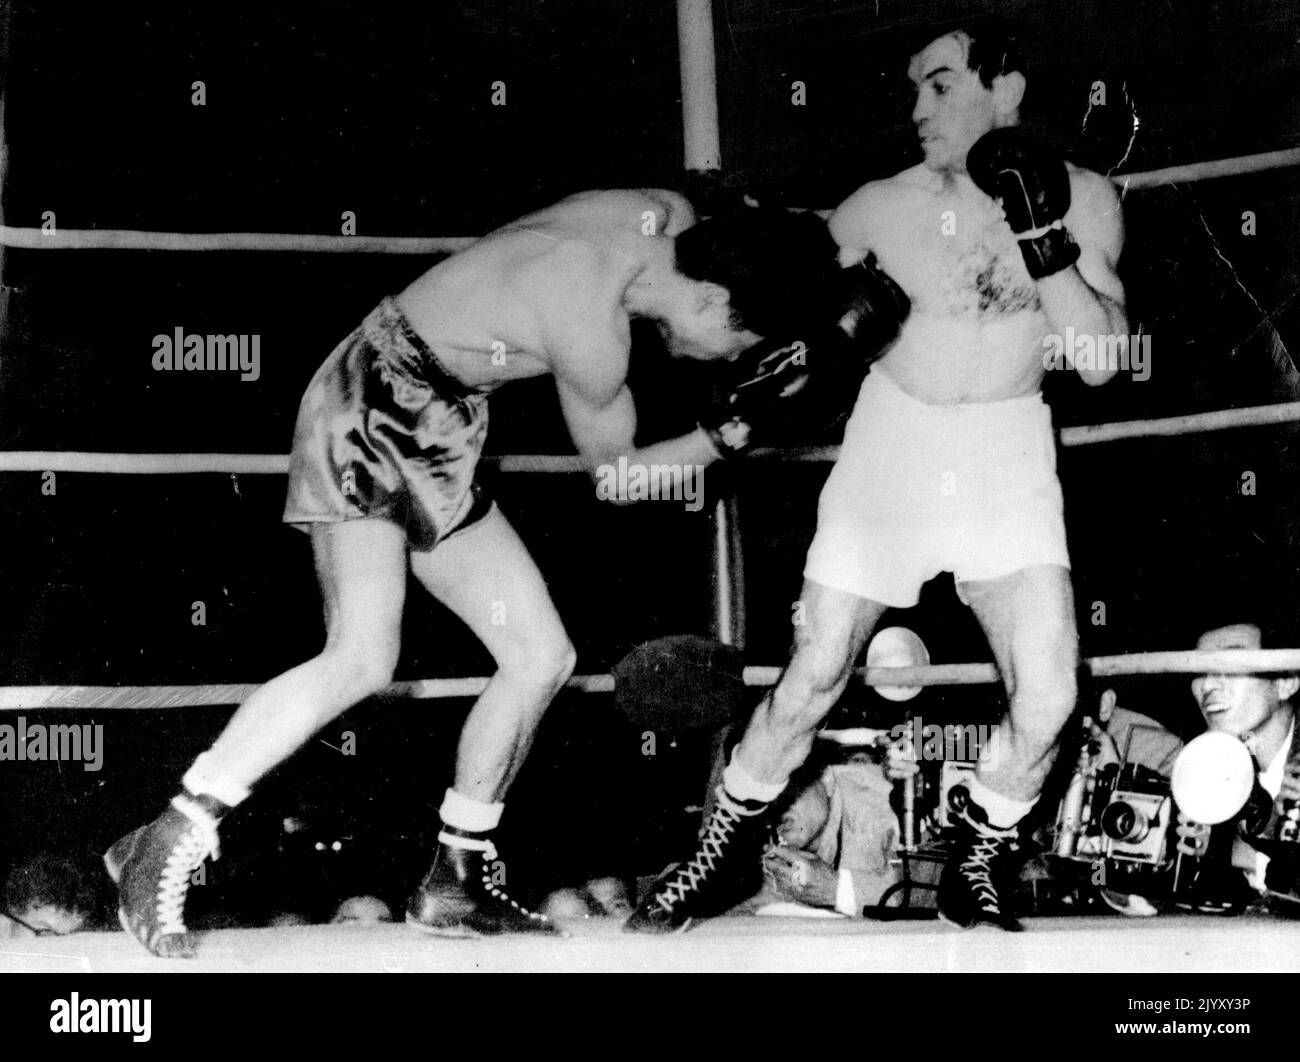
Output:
top-left (1191, 623), bottom-right (1298, 742)
top-left (774, 769), bottom-right (832, 850)
top-left (330, 895), bottom-right (393, 926)
top-left (584, 876), bottom-right (632, 918)
top-left (3, 852), bottom-right (97, 936)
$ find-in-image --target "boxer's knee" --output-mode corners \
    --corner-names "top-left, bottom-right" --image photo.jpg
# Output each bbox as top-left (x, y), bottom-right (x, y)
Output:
top-left (499, 634), bottom-right (577, 697)
top-left (320, 640), bottom-right (399, 703)
top-left (1007, 668), bottom-right (1077, 750)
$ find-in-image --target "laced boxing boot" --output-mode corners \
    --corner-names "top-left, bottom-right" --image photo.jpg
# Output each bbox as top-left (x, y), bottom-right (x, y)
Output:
top-left (406, 830), bottom-right (558, 936)
top-left (623, 788), bottom-right (772, 933)
top-left (104, 792), bottom-right (227, 958)
top-left (937, 787), bottom-right (1025, 931)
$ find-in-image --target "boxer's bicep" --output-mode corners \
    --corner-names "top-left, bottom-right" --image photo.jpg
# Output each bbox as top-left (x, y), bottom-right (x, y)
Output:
top-left (555, 372), bottom-right (638, 474)
top-left (828, 184), bottom-right (885, 260)
top-left (1070, 173), bottom-right (1127, 312)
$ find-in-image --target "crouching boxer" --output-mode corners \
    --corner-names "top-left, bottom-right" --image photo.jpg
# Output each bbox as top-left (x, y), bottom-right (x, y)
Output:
top-left (626, 21), bottom-right (1128, 934)
top-left (105, 189), bottom-right (862, 957)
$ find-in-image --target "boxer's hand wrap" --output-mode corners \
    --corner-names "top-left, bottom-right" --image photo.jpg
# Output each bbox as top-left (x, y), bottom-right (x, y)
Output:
top-left (966, 128), bottom-right (1080, 279)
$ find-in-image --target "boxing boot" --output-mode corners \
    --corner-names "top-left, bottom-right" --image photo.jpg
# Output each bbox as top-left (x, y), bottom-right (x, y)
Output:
top-left (937, 789), bottom-right (1025, 931)
top-left (104, 792), bottom-right (227, 958)
top-left (623, 787), bottom-right (771, 934)
top-left (406, 833), bottom-right (558, 936)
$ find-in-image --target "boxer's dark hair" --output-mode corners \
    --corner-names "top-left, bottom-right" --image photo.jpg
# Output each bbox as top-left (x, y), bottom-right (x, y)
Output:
top-left (4, 852), bottom-right (98, 916)
top-left (674, 207), bottom-right (844, 337)
top-left (920, 16), bottom-right (1027, 89)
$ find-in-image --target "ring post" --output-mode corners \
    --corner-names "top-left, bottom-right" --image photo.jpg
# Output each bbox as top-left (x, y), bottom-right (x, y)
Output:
top-left (677, 0), bottom-right (722, 176)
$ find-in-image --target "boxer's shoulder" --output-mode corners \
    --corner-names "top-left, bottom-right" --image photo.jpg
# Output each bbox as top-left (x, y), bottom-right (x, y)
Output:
top-left (1064, 166), bottom-right (1124, 255)
top-left (829, 167), bottom-right (931, 250)
top-left (1065, 163), bottom-right (1119, 210)
top-left (512, 188), bottom-right (685, 239)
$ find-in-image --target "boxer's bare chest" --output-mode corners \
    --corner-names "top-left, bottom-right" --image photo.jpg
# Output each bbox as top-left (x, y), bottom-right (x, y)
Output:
top-left (879, 186), bottom-right (1041, 322)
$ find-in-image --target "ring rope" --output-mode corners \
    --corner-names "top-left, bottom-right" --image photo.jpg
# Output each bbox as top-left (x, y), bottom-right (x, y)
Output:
top-left (0, 228), bottom-right (475, 255)
top-left (3, 649), bottom-right (1297, 710)
top-left (1, 399), bottom-right (1297, 476)
top-left (2, 148), bottom-right (1297, 256)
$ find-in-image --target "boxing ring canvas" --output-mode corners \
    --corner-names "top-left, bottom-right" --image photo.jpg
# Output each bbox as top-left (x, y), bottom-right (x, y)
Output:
top-left (8, 915), bottom-right (1299, 975)
top-left (2, 0), bottom-right (1300, 975)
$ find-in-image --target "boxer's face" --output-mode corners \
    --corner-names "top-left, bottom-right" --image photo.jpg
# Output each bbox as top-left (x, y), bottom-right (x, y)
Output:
top-left (908, 33), bottom-right (1001, 173)
top-left (661, 284), bottom-right (761, 360)
top-left (1191, 625), bottom-right (1286, 738)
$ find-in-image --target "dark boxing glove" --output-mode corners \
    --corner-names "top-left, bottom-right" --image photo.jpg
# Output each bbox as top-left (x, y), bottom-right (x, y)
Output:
top-left (841, 252), bottom-right (911, 359)
top-left (965, 127), bottom-right (1080, 279)
top-left (699, 256), bottom-right (910, 457)
top-left (700, 329), bottom-right (853, 457)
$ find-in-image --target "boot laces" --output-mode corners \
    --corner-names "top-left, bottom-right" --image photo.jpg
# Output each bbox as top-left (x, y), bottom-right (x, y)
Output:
top-left (154, 797), bottom-right (221, 935)
top-left (959, 821), bottom-right (1015, 914)
top-left (654, 802), bottom-right (744, 911)
top-left (476, 843), bottom-right (548, 923)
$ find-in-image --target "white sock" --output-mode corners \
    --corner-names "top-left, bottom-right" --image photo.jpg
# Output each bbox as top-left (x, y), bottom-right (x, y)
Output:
top-left (721, 749), bottom-right (787, 806)
top-left (967, 776), bottom-right (1036, 829)
top-left (439, 788), bottom-right (504, 840)
top-left (182, 753), bottom-right (251, 808)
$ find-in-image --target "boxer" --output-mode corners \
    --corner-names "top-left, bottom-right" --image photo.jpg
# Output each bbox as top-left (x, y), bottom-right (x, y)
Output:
top-left (105, 189), bottom-right (895, 957)
top-left (626, 20), bottom-right (1128, 933)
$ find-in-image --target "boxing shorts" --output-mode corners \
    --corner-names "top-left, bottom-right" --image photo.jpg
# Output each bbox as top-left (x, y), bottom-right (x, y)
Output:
top-left (283, 297), bottom-right (493, 551)
top-left (803, 366), bottom-right (1070, 607)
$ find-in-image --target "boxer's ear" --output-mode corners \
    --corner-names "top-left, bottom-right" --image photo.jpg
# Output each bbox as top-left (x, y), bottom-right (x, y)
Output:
top-left (1276, 676), bottom-right (1299, 701)
top-left (991, 70), bottom-right (1025, 116)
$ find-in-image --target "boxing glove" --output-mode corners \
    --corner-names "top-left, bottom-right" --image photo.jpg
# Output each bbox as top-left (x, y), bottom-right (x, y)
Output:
top-left (700, 328), bottom-right (860, 456)
top-left (966, 127), bottom-right (1080, 279)
top-left (841, 252), bottom-right (911, 359)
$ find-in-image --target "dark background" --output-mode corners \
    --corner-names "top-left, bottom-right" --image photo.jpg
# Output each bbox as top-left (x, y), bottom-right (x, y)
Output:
top-left (1, 0), bottom-right (1298, 921)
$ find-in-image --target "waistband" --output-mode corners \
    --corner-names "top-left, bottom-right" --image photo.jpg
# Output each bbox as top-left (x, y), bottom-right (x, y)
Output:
top-left (362, 296), bottom-right (483, 399)
top-left (866, 365), bottom-right (1049, 422)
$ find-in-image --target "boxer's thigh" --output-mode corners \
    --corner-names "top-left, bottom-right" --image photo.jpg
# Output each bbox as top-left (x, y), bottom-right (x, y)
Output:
top-left (407, 504), bottom-right (570, 666)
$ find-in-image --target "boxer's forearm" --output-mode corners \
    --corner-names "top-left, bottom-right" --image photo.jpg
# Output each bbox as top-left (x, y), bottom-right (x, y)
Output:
top-left (584, 427), bottom-right (720, 504)
top-left (1036, 268), bottom-right (1128, 386)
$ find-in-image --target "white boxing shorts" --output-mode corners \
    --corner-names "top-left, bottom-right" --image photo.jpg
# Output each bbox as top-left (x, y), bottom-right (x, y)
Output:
top-left (803, 367), bottom-right (1070, 607)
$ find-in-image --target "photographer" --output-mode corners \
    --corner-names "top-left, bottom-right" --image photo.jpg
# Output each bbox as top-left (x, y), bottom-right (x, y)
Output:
top-left (1180, 623), bottom-right (1300, 911)
top-left (1091, 687), bottom-right (1183, 777)
top-left (752, 758), bottom-right (903, 916)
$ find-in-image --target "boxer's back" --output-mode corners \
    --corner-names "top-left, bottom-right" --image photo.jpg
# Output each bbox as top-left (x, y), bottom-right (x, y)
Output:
top-left (395, 190), bottom-right (685, 390)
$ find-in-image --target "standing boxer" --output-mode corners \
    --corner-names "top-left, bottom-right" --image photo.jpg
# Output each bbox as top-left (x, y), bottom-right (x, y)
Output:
top-left (106, 189), bottom-right (865, 957)
top-left (626, 21), bottom-right (1128, 933)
